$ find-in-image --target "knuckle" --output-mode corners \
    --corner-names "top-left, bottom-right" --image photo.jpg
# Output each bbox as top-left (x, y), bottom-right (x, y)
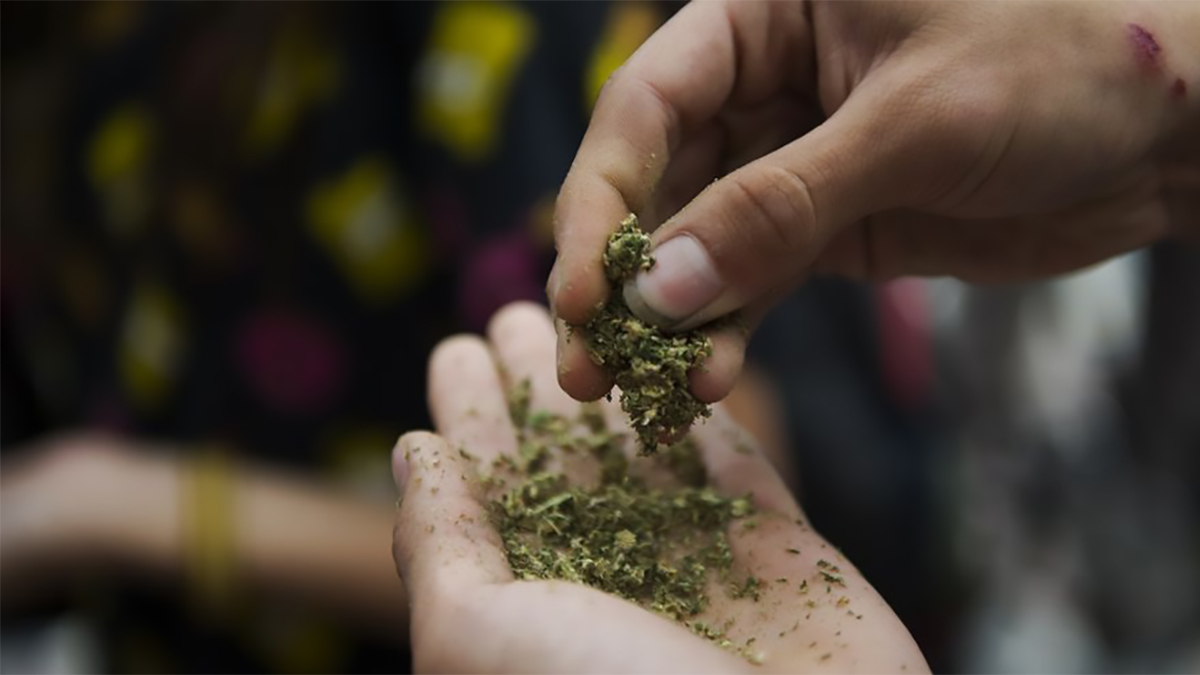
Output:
top-left (594, 64), bottom-right (626, 108)
top-left (724, 166), bottom-right (819, 257)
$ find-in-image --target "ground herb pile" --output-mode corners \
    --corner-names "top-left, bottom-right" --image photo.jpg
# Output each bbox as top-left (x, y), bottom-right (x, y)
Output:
top-left (488, 383), bottom-right (756, 628)
top-left (584, 214), bottom-right (712, 455)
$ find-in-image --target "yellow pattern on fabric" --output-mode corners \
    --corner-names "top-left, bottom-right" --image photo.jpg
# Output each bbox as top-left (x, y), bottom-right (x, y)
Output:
top-left (118, 280), bottom-right (185, 410)
top-left (417, 1), bottom-right (535, 162)
top-left (306, 156), bottom-right (428, 304)
top-left (585, 2), bottom-right (660, 111)
top-left (244, 19), bottom-right (342, 161)
top-left (87, 103), bottom-right (154, 237)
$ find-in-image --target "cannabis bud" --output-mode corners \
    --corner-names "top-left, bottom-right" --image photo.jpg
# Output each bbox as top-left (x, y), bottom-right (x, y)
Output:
top-left (585, 214), bottom-right (712, 455)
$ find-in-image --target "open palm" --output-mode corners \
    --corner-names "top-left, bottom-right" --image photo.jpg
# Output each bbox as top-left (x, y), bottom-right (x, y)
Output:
top-left (392, 302), bottom-right (927, 673)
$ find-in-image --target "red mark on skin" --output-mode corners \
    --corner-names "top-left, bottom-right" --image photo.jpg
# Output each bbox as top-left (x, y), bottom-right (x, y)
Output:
top-left (1127, 23), bottom-right (1163, 73)
top-left (1170, 78), bottom-right (1187, 101)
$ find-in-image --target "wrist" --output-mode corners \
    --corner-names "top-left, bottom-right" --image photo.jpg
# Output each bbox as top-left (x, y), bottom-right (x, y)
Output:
top-left (95, 448), bottom-right (184, 575)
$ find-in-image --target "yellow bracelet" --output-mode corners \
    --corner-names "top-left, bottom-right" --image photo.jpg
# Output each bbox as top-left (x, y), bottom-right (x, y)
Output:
top-left (184, 446), bottom-right (238, 619)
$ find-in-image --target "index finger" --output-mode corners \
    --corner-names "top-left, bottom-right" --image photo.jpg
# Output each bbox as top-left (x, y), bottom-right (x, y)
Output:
top-left (391, 432), bottom-right (512, 608)
top-left (549, 0), bottom-right (813, 325)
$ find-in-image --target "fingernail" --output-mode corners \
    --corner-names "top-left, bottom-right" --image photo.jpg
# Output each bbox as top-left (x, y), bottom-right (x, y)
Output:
top-left (625, 235), bottom-right (721, 325)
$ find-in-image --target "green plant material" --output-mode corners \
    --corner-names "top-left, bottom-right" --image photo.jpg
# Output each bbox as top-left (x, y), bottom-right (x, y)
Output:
top-left (690, 621), bottom-right (764, 665)
top-left (729, 575), bottom-right (762, 601)
top-left (488, 383), bottom-right (760, 658)
top-left (585, 214), bottom-right (712, 455)
top-left (818, 570), bottom-right (846, 586)
top-left (508, 378), bottom-right (532, 430)
top-left (652, 435), bottom-right (709, 488)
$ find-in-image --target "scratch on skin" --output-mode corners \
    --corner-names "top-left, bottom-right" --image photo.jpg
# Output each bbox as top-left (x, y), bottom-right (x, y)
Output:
top-left (1127, 23), bottom-right (1187, 101)
top-left (1127, 23), bottom-right (1163, 73)
top-left (1170, 78), bottom-right (1187, 101)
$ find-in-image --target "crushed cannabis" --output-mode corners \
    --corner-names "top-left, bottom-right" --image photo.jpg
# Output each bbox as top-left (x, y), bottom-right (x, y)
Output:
top-left (488, 382), bottom-right (759, 654)
top-left (584, 214), bottom-right (712, 455)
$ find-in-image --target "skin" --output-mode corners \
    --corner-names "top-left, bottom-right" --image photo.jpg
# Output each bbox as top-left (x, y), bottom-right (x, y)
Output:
top-left (0, 434), bottom-right (407, 636)
top-left (391, 302), bottom-right (927, 673)
top-left (548, 0), bottom-right (1200, 409)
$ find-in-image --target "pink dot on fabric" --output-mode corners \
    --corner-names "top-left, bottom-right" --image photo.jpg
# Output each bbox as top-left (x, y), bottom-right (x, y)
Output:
top-left (458, 234), bottom-right (545, 332)
top-left (235, 310), bottom-right (345, 414)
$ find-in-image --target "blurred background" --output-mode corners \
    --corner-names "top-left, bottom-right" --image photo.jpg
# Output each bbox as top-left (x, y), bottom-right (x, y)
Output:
top-left (2, 2), bottom-right (1198, 673)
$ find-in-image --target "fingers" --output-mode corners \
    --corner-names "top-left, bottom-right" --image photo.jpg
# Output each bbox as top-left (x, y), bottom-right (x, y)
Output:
top-left (493, 303), bottom-right (635, 478)
top-left (555, 318), bottom-right (614, 402)
top-left (550, 2), bottom-right (812, 403)
top-left (642, 97), bottom-right (818, 233)
top-left (549, 1), bottom-right (741, 327)
top-left (488, 302), bottom-right (578, 418)
top-left (559, 285), bottom-right (776, 409)
top-left (549, 0), bottom-right (812, 332)
top-left (391, 432), bottom-right (512, 599)
top-left (688, 322), bottom-right (746, 405)
top-left (623, 82), bottom-right (913, 331)
top-left (555, 283), bottom-right (758, 408)
top-left (687, 292), bottom-right (784, 404)
top-left (642, 121), bottom-right (725, 231)
top-left (690, 406), bottom-right (800, 520)
top-left (427, 335), bottom-right (518, 463)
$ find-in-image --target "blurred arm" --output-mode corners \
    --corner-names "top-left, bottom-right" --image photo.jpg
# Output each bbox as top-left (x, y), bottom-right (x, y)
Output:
top-left (0, 434), bottom-right (407, 638)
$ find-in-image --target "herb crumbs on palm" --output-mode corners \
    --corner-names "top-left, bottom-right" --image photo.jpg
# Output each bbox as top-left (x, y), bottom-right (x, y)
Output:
top-left (488, 380), bottom-right (761, 659)
top-left (584, 214), bottom-right (712, 455)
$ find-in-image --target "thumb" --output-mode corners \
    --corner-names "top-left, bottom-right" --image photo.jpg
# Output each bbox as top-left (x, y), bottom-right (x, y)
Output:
top-left (624, 84), bottom-right (916, 330)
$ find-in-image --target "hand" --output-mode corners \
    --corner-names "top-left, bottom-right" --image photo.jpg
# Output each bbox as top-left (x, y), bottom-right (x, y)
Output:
top-left (0, 434), bottom-right (180, 608)
top-left (391, 302), bottom-right (927, 673)
top-left (550, 0), bottom-right (1200, 404)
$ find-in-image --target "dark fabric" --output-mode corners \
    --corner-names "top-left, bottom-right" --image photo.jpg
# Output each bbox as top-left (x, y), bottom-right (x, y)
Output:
top-left (1, 2), bottom-right (667, 672)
